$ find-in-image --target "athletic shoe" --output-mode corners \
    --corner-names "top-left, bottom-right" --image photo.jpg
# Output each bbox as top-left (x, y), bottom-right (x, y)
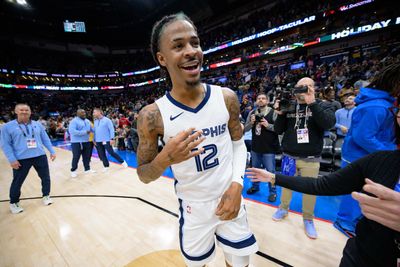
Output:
top-left (333, 221), bottom-right (355, 238)
top-left (246, 186), bottom-right (259, 195)
top-left (10, 203), bottom-right (24, 214)
top-left (84, 170), bottom-right (96, 174)
top-left (268, 192), bottom-right (277, 202)
top-left (272, 208), bottom-right (288, 221)
top-left (70, 171), bottom-right (78, 178)
top-left (122, 161), bottom-right (128, 168)
top-left (102, 167), bottom-right (109, 172)
top-left (42, 196), bottom-right (53, 206)
top-left (304, 219), bottom-right (318, 239)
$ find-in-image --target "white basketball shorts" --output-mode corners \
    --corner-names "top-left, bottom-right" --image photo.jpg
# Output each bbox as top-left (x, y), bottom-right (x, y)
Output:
top-left (177, 197), bottom-right (258, 266)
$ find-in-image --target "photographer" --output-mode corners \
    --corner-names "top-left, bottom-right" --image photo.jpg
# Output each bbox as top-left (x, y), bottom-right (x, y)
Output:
top-left (272, 77), bottom-right (336, 239)
top-left (244, 93), bottom-right (280, 202)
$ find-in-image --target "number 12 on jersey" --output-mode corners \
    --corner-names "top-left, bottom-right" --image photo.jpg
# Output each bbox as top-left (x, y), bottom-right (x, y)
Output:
top-left (192, 144), bottom-right (219, 172)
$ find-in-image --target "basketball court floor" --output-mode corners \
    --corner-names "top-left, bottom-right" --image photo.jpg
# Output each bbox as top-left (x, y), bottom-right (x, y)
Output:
top-left (0, 142), bottom-right (347, 267)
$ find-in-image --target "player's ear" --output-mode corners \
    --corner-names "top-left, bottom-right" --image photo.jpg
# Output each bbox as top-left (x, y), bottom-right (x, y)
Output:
top-left (157, 52), bottom-right (167, 67)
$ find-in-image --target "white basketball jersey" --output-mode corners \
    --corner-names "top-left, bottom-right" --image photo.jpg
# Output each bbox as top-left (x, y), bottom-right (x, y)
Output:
top-left (155, 84), bottom-right (233, 201)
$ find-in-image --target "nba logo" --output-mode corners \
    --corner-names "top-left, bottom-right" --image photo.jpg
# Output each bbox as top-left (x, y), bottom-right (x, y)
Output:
top-left (186, 205), bottom-right (192, 214)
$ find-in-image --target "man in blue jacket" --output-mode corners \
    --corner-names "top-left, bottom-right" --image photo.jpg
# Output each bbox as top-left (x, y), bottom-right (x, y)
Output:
top-left (335, 63), bottom-right (398, 237)
top-left (1, 104), bottom-right (56, 214)
top-left (68, 109), bottom-right (95, 178)
top-left (334, 95), bottom-right (356, 138)
top-left (93, 108), bottom-right (127, 172)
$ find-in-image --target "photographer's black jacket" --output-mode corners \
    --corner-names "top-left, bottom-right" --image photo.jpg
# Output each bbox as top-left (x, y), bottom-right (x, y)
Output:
top-left (274, 100), bottom-right (335, 157)
top-left (245, 108), bottom-right (280, 154)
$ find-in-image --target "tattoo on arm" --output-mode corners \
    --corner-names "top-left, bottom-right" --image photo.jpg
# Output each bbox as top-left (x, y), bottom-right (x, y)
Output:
top-left (136, 104), bottom-right (165, 183)
top-left (222, 88), bottom-right (243, 141)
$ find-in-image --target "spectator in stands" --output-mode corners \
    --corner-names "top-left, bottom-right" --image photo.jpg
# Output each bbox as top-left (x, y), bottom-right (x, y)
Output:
top-left (323, 86), bottom-right (342, 111)
top-left (244, 93), bottom-right (280, 202)
top-left (335, 95), bottom-right (356, 139)
top-left (335, 62), bottom-right (399, 237)
top-left (118, 114), bottom-right (130, 128)
top-left (272, 77), bottom-right (336, 239)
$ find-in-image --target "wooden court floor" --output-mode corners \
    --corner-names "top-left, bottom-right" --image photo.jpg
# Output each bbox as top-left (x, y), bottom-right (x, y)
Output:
top-left (0, 147), bottom-right (347, 267)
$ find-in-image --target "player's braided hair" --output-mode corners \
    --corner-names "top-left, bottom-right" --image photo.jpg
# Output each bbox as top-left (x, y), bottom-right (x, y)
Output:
top-left (368, 62), bottom-right (400, 96)
top-left (150, 13), bottom-right (197, 88)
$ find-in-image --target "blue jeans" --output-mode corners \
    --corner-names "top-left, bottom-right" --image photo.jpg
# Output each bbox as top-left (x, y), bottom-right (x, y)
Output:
top-left (250, 151), bottom-right (276, 193)
top-left (10, 155), bottom-right (51, 203)
top-left (335, 160), bottom-right (362, 233)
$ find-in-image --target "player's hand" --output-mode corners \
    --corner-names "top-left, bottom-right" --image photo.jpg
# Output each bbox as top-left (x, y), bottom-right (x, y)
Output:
top-left (250, 114), bottom-right (256, 125)
top-left (215, 182), bottom-right (242, 220)
top-left (245, 167), bottom-right (273, 183)
top-left (352, 178), bottom-right (400, 232)
top-left (10, 160), bottom-right (21, 170)
top-left (260, 118), bottom-right (269, 128)
top-left (160, 128), bottom-right (205, 167)
top-left (50, 154), bottom-right (56, 161)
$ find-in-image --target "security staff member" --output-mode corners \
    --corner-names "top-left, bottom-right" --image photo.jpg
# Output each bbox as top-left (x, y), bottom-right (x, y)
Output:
top-left (1, 104), bottom-right (56, 214)
top-left (93, 108), bottom-right (127, 171)
top-left (68, 109), bottom-right (95, 177)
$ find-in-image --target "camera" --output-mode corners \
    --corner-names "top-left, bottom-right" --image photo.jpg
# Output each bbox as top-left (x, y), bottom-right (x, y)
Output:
top-left (274, 84), bottom-right (309, 113)
top-left (293, 85), bottom-right (308, 94)
top-left (255, 113), bottom-right (264, 122)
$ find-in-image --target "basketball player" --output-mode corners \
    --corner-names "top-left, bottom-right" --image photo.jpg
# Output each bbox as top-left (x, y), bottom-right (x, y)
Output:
top-left (136, 13), bottom-right (258, 267)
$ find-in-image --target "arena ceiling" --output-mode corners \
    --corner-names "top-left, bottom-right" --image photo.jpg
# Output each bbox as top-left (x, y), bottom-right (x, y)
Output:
top-left (1, 0), bottom-right (271, 47)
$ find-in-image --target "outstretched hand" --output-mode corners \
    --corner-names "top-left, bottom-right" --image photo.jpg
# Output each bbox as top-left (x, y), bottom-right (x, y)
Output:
top-left (245, 167), bottom-right (273, 183)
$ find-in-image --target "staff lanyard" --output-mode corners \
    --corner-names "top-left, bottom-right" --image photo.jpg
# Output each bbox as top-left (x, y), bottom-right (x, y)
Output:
top-left (294, 104), bottom-right (310, 130)
top-left (18, 122), bottom-right (34, 138)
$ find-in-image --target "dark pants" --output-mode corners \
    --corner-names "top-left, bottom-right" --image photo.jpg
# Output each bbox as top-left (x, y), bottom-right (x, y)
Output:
top-left (339, 238), bottom-right (368, 267)
top-left (250, 151), bottom-right (276, 194)
top-left (118, 138), bottom-right (125, 150)
top-left (89, 142), bottom-right (94, 162)
top-left (96, 141), bottom-right (124, 167)
top-left (10, 155), bottom-right (51, 203)
top-left (71, 142), bottom-right (92, 172)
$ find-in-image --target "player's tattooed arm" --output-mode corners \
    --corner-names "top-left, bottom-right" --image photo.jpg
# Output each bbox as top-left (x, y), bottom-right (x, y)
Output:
top-left (222, 87), bottom-right (243, 141)
top-left (136, 103), bottom-right (166, 184)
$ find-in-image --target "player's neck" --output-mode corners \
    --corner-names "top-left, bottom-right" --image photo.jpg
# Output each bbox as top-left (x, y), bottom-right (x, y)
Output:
top-left (170, 83), bottom-right (205, 107)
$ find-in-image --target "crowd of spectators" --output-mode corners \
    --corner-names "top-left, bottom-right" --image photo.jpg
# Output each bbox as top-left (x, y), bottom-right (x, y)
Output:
top-left (1, 43), bottom-right (399, 153)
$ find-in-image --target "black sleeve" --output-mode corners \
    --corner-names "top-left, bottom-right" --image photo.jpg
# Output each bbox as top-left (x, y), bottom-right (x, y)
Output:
top-left (308, 101), bottom-right (336, 130)
top-left (275, 154), bottom-right (373, 195)
top-left (273, 113), bottom-right (287, 135)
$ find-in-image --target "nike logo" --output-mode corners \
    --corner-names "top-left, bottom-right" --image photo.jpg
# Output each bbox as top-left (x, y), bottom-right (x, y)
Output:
top-left (170, 112), bottom-right (184, 121)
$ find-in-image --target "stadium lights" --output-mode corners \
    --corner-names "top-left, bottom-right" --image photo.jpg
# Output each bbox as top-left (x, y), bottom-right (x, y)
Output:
top-left (16, 0), bottom-right (27, 5)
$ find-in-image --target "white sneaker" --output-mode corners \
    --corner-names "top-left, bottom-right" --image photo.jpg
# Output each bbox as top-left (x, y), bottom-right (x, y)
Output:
top-left (122, 161), bottom-right (128, 168)
top-left (102, 167), bottom-right (109, 172)
top-left (71, 171), bottom-right (78, 178)
top-left (42, 196), bottom-right (53, 206)
top-left (84, 169), bottom-right (96, 174)
top-left (10, 203), bottom-right (24, 214)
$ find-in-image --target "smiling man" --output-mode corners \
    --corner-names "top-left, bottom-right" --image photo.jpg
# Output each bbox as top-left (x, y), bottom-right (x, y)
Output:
top-left (0, 103), bottom-right (56, 214)
top-left (136, 13), bottom-right (258, 267)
